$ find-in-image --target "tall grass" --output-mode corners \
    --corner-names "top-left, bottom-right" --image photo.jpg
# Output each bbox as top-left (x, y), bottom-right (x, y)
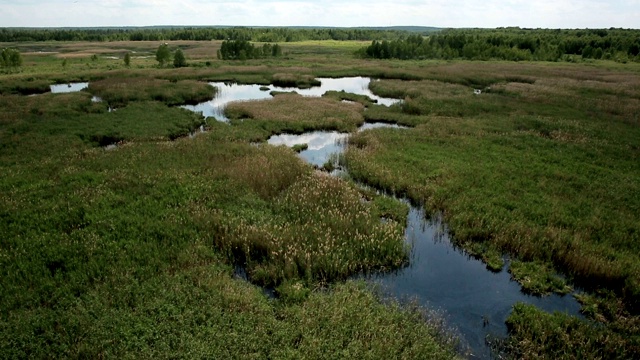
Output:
top-left (225, 93), bottom-right (365, 133)
top-left (205, 162), bottom-right (408, 285)
top-left (342, 60), bottom-right (640, 356)
top-left (88, 77), bottom-right (215, 107)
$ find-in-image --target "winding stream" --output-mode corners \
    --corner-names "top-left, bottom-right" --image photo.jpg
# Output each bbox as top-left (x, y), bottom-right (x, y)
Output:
top-left (271, 126), bottom-right (582, 358)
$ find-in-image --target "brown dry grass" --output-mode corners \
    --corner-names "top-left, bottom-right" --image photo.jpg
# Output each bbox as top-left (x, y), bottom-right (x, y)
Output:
top-left (225, 93), bottom-right (364, 132)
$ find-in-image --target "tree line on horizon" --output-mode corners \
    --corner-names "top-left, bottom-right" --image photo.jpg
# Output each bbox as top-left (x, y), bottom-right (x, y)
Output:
top-left (359, 28), bottom-right (640, 63)
top-left (0, 27), bottom-right (412, 43)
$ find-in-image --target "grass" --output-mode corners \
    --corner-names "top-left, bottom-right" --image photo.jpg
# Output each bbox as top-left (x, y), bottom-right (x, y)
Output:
top-left (1, 47), bottom-right (459, 357)
top-left (342, 63), bottom-right (640, 356)
top-left (225, 92), bottom-right (365, 133)
top-left (499, 302), bottom-right (639, 359)
top-left (88, 77), bottom-right (216, 107)
top-left (3, 38), bottom-right (640, 358)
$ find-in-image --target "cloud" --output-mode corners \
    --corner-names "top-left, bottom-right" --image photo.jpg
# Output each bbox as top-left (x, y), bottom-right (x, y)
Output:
top-left (0, 0), bottom-right (637, 28)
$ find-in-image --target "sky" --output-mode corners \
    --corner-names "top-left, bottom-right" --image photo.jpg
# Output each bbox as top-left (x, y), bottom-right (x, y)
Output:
top-left (1, 0), bottom-right (638, 29)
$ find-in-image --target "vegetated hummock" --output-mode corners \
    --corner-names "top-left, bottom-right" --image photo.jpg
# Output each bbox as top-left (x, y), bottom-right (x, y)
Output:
top-left (1, 27), bottom-right (639, 359)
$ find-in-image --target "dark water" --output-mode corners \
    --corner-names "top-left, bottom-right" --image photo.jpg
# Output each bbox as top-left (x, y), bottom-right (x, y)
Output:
top-left (270, 126), bottom-right (583, 359)
top-left (372, 207), bottom-right (581, 358)
top-left (50, 82), bottom-right (89, 93)
top-left (182, 77), bottom-right (401, 121)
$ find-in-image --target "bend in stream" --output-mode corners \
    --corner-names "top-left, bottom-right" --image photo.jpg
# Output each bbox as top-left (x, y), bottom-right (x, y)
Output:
top-left (267, 125), bottom-right (583, 359)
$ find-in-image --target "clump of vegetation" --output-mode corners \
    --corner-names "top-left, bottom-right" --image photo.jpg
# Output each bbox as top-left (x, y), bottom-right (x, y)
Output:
top-left (291, 143), bottom-right (308, 153)
top-left (271, 73), bottom-right (320, 88)
top-left (225, 93), bottom-right (364, 133)
top-left (509, 260), bottom-right (572, 296)
top-left (217, 40), bottom-right (282, 60)
top-left (323, 90), bottom-right (377, 106)
top-left (173, 48), bottom-right (187, 68)
top-left (499, 303), bottom-right (639, 359)
top-left (88, 77), bottom-right (215, 107)
top-left (0, 76), bottom-right (50, 95)
top-left (207, 169), bottom-right (408, 286)
top-left (1, 48), bottom-right (23, 71)
top-left (155, 42), bottom-right (171, 66)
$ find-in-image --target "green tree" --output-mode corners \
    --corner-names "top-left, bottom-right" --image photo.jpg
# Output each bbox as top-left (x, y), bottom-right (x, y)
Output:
top-left (156, 43), bottom-right (171, 67)
top-left (1, 48), bottom-right (22, 69)
top-left (124, 52), bottom-right (131, 67)
top-left (173, 48), bottom-right (187, 67)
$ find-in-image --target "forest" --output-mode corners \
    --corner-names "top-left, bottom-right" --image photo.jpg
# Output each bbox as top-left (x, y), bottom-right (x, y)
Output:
top-left (0, 27), bottom-right (414, 43)
top-left (361, 28), bottom-right (640, 62)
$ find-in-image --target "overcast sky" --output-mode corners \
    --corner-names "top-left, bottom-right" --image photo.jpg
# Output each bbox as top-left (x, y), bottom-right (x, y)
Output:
top-left (1, 0), bottom-right (638, 29)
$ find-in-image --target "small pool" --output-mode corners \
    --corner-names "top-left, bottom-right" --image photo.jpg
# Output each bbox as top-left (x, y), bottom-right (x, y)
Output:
top-left (50, 82), bottom-right (89, 93)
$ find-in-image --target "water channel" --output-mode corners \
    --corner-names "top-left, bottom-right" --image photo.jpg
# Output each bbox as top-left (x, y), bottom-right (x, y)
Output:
top-left (51, 78), bottom-right (583, 358)
top-left (269, 124), bottom-right (582, 359)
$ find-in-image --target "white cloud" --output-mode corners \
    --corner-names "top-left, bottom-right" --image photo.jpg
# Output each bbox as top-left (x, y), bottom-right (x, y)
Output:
top-left (0, 0), bottom-right (637, 28)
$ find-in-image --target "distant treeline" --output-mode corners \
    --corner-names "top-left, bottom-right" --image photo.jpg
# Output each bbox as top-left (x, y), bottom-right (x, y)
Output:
top-left (360, 28), bottom-right (640, 62)
top-left (0, 27), bottom-right (414, 43)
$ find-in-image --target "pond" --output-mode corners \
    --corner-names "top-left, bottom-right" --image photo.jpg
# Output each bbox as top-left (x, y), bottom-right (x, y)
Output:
top-left (50, 82), bottom-right (89, 93)
top-left (268, 125), bottom-right (583, 359)
top-left (182, 77), bottom-right (401, 121)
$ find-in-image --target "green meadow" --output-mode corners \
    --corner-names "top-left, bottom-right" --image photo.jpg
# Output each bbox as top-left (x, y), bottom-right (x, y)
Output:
top-left (1, 36), bottom-right (639, 358)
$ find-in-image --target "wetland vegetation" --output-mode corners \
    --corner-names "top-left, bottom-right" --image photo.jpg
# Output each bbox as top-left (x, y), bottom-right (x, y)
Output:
top-left (1, 27), bottom-right (640, 358)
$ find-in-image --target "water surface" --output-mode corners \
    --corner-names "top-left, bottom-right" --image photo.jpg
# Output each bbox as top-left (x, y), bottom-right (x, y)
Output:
top-left (370, 207), bottom-right (581, 358)
top-left (267, 131), bottom-right (348, 167)
top-left (183, 77), bottom-right (401, 121)
top-left (50, 82), bottom-right (89, 93)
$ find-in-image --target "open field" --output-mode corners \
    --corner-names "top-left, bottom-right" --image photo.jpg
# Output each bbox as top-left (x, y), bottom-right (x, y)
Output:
top-left (1, 39), bottom-right (640, 358)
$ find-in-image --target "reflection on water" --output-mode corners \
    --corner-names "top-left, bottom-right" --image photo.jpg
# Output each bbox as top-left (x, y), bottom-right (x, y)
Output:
top-left (50, 82), bottom-right (89, 93)
top-left (267, 131), bottom-right (348, 167)
top-left (182, 77), bottom-right (402, 121)
top-left (358, 122), bottom-right (408, 132)
top-left (268, 124), bottom-right (583, 359)
top-left (369, 207), bottom-right (582, 358)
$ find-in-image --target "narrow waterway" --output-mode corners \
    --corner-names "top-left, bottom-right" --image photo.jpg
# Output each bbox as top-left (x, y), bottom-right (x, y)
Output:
top-left (267, 124), bottom-right (583, 359)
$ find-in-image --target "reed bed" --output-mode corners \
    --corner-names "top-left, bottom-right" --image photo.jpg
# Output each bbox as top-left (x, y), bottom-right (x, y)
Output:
top-left (225, 93), bottom-right (364, 133)
top-left (209, 171), bottom-right (407, 286)
top-left (88, 77), bottom-right (215, 107)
